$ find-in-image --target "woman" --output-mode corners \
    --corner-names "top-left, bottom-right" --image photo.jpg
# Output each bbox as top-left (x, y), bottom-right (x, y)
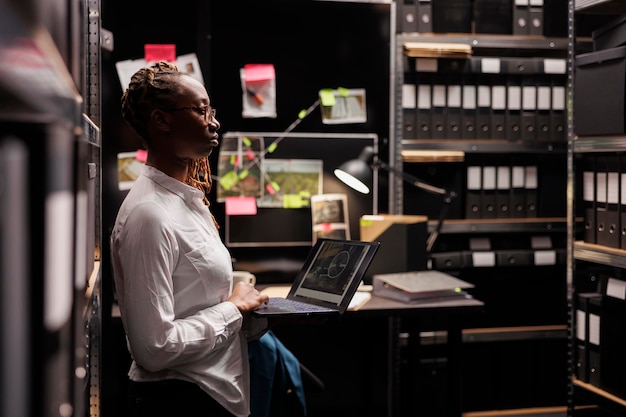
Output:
top-left (111, 61), bottom-right (269, 417)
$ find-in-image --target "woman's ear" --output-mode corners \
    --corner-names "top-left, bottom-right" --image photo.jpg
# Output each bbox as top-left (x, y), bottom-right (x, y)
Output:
top-left (150, 109), bottom-right (171, 132)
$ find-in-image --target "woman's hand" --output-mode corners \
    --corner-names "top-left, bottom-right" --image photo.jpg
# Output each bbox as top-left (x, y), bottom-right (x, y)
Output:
top-left (228, 281), bottom-right (269, 313)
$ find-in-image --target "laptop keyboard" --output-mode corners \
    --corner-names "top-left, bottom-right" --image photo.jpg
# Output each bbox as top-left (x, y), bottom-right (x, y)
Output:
top-left (265, 297), bottom-right (333, 313)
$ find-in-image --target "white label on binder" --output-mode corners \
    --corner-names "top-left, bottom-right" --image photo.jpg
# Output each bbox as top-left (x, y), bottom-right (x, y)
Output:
top-left (606, 277), bottom-right (626, 300)
top-left (534, 250), bottom-right (556, 265)
top-left (472, 251), bottom-right (496, 267)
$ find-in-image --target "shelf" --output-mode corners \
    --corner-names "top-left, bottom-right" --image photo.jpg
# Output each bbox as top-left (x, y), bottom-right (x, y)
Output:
top-left (574, 241), bottom-right (626, 268)
top-left (0, 24), bottom-right (81, 122)
top-left (575, 0), bottom-right (626, 14)
top-left (430, 218), bottom-right (570, 234)
top-left (402, 139), bottom-right (567, 154)
top-left (573, 378), bottom-right (626, 412)
top-left (398, 33), bottom-right (570, 56)
top-left (573, 136), bottom-right (626, 153)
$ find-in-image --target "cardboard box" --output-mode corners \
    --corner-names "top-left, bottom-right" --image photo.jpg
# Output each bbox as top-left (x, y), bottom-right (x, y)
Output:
top-left (574, 46), bottom-right (626, 136)
top-left (360, 214), bottom-right (428, 284)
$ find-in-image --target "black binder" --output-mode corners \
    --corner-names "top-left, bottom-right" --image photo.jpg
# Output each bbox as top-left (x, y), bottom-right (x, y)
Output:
top-left (582, 155), bottom-right (597, 244)
top-left (604, 156), bottom-right (621, 249)
top-left (430, 78), bottom-right (447, 139)
top-left (491, 80), bottom-right (507, 140)
top-left (417, 0), bottom-right (433, 33)
top-left (521, 77), bottom-right (538, 142)
top-left (506, 77), bottom-right (522, 141)
top-left (587, 294), bottom-right (602, 387)
top-left (482, 164), bottom-right (497, 218)
top-left (576, 292), bottom-right (602, 383)
top-left (595, 155), bottom-right (609, 247)
top-left (528, 0), bottom-right (544, 36)
top-left (550, 83), bottom-right (566, 141)
top-left (496, 165), bottom-right (511, 218)
top-left (621, 154), bottom-right (626, 249)
top-left (446, 79), bottom-right (463, 139)
top-left (524, 165), bottom-right (538, 217)
top-left (476, 82), bottom-right (492, 139)
top-left (402, 82), bottom-right (418, 139)
top-left (398, 0), bottom-right (419, 33)
top-left (536, 77), bottom-right (552, 141)
top-left (510, 163), bottom-right (527, 218)
top-left (461, 74), bottom-right (477, 139)
top-left (513, 0), bottom-right (529, 35)
top-left (466, 165), bottom-right (482, 219)
top-left (416, 80), bottom-right (432, 139)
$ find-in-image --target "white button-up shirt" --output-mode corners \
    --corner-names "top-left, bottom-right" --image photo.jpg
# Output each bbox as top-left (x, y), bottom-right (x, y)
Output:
top-left (111, 165), bottom-right (250, 417)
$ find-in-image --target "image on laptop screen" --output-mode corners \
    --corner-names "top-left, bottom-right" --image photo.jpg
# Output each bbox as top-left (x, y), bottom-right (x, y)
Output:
top-left (290, 239), bottom-right (375, 306)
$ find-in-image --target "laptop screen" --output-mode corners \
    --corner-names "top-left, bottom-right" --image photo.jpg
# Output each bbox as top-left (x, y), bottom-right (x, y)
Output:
top-left (289, 239), bottom-right (379, 307)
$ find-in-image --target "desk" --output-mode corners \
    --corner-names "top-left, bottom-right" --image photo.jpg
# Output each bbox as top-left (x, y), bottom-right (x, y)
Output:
top-left (261, 286), bottom-right (484, 417)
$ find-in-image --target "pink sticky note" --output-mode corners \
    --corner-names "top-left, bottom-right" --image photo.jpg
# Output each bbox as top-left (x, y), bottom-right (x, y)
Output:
top-left (135, 149), bottom-right (148, 163)
top-left (225, 196), bottom-right (257, 216)
top-left (144, 44), bottom-right (176, 63)
top-left (321, 223), bottom-right (333, 232)
top-left (244, 64), bottom-right (275, 82)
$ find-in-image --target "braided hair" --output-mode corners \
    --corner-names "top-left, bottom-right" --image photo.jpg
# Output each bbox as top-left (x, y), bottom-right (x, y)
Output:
top-left (120, 61), bottom-right (217, 225)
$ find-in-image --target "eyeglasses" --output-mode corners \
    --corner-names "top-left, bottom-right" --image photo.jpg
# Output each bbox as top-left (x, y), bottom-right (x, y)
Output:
top-left (162, 104), bottom-right (216, 122)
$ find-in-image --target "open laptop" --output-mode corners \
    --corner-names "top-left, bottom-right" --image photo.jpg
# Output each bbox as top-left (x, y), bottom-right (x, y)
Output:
top-left (252, 238), bottom-right (380, 318)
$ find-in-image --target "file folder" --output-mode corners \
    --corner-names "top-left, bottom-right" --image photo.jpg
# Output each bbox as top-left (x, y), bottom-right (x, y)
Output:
top-left (510, 164), bottom-right (527, 218)
top-left (528, 0), bottom-right (544, 36)
top-left (373, 270), bottom-right (473, 303)
top-left (402, 83), bottom-right (418, 139)
top-left (599, 277), bottom-right (626, 397)
top-left (416, 82), bottom-right (432, 139)
top-left (398, 0), bottom-right (419, 33)
top-left (513, 0), bottom-right (529, 35)
top-left (477, 83), bottom-right (492, 139)
top-left (446, 81), bottom-right (463, 139)
top-left (506, 79), bottom-right (522, 141)
top-left (491, 82), bottom-right (507, 140)
top-left (466, 165), bottom-right (482, 219)
top-left (482, 165), bottom-right (497, 218)
top-left (461, 75), bottom-right (477, 139)
top-left (431, 79), bottom-right (447, 139)
top-left (417, 0), bottom-right (433, 33)
top-left (605, 157), bottom-right (620, 249)
top-left (496, 250), bottom-right (533, 267)
top-left (621, 157), bottom-right (626, 249)
top-left (521, 79), bottom-right (538, 142)
top-left (588, 295), bottom-right (602, 387)
top-left (430, 251), bottom-right (468, 270)
top-left (496, 165), bottom-right (511, 218)
top-left (536, 79), bottom-right (552, 141)
top-left (595, 156), bottom-right (609, 248)
top-left (551, 84), bottom-right (566, 141)
top-left (582, 156), bottom-right (596, 244)
top-left (524, 165), bottom-right (538, 217)
top-left (576, 292), bottom-right (602, 383)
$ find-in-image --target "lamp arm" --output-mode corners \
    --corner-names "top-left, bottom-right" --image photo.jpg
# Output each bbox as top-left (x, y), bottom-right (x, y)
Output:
top-left (376, 160), bottom-right (446, 196)
top-left (426, 190), bottom-right (457, 253)
top-left (375, 159), bottom-right (457, 253)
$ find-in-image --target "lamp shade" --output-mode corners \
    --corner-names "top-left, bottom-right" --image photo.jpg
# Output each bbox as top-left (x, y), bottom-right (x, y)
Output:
top-left (334, 145), bottom-right (376, 194)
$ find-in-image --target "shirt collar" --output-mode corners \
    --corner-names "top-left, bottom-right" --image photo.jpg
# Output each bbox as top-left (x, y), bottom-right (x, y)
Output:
top-left (142, 165), bottom-right (205, 204)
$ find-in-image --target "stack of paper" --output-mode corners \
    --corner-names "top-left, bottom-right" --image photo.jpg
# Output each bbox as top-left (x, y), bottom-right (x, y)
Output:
top-left (404, 42), bottom-right (472, 59)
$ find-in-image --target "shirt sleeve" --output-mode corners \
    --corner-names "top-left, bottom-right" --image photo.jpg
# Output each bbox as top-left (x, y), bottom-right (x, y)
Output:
top-left (115, 201), bottom-right (243, 373)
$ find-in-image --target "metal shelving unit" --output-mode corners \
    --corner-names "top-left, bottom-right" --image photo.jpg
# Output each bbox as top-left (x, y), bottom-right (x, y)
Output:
top-left (567, 1), bottom-right (626, 415)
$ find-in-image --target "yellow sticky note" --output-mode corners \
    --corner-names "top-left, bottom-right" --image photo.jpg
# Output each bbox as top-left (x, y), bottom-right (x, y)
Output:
top-left (283, 194), bottom-right (303, 208)
top-left (219, 170), bottom-right (239, 190)
top-left (319, 89), bottom-right (336, 106)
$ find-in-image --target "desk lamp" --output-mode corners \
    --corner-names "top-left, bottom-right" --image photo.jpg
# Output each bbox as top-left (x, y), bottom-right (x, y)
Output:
top-left (334, 145), bottom-right (457, 252)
